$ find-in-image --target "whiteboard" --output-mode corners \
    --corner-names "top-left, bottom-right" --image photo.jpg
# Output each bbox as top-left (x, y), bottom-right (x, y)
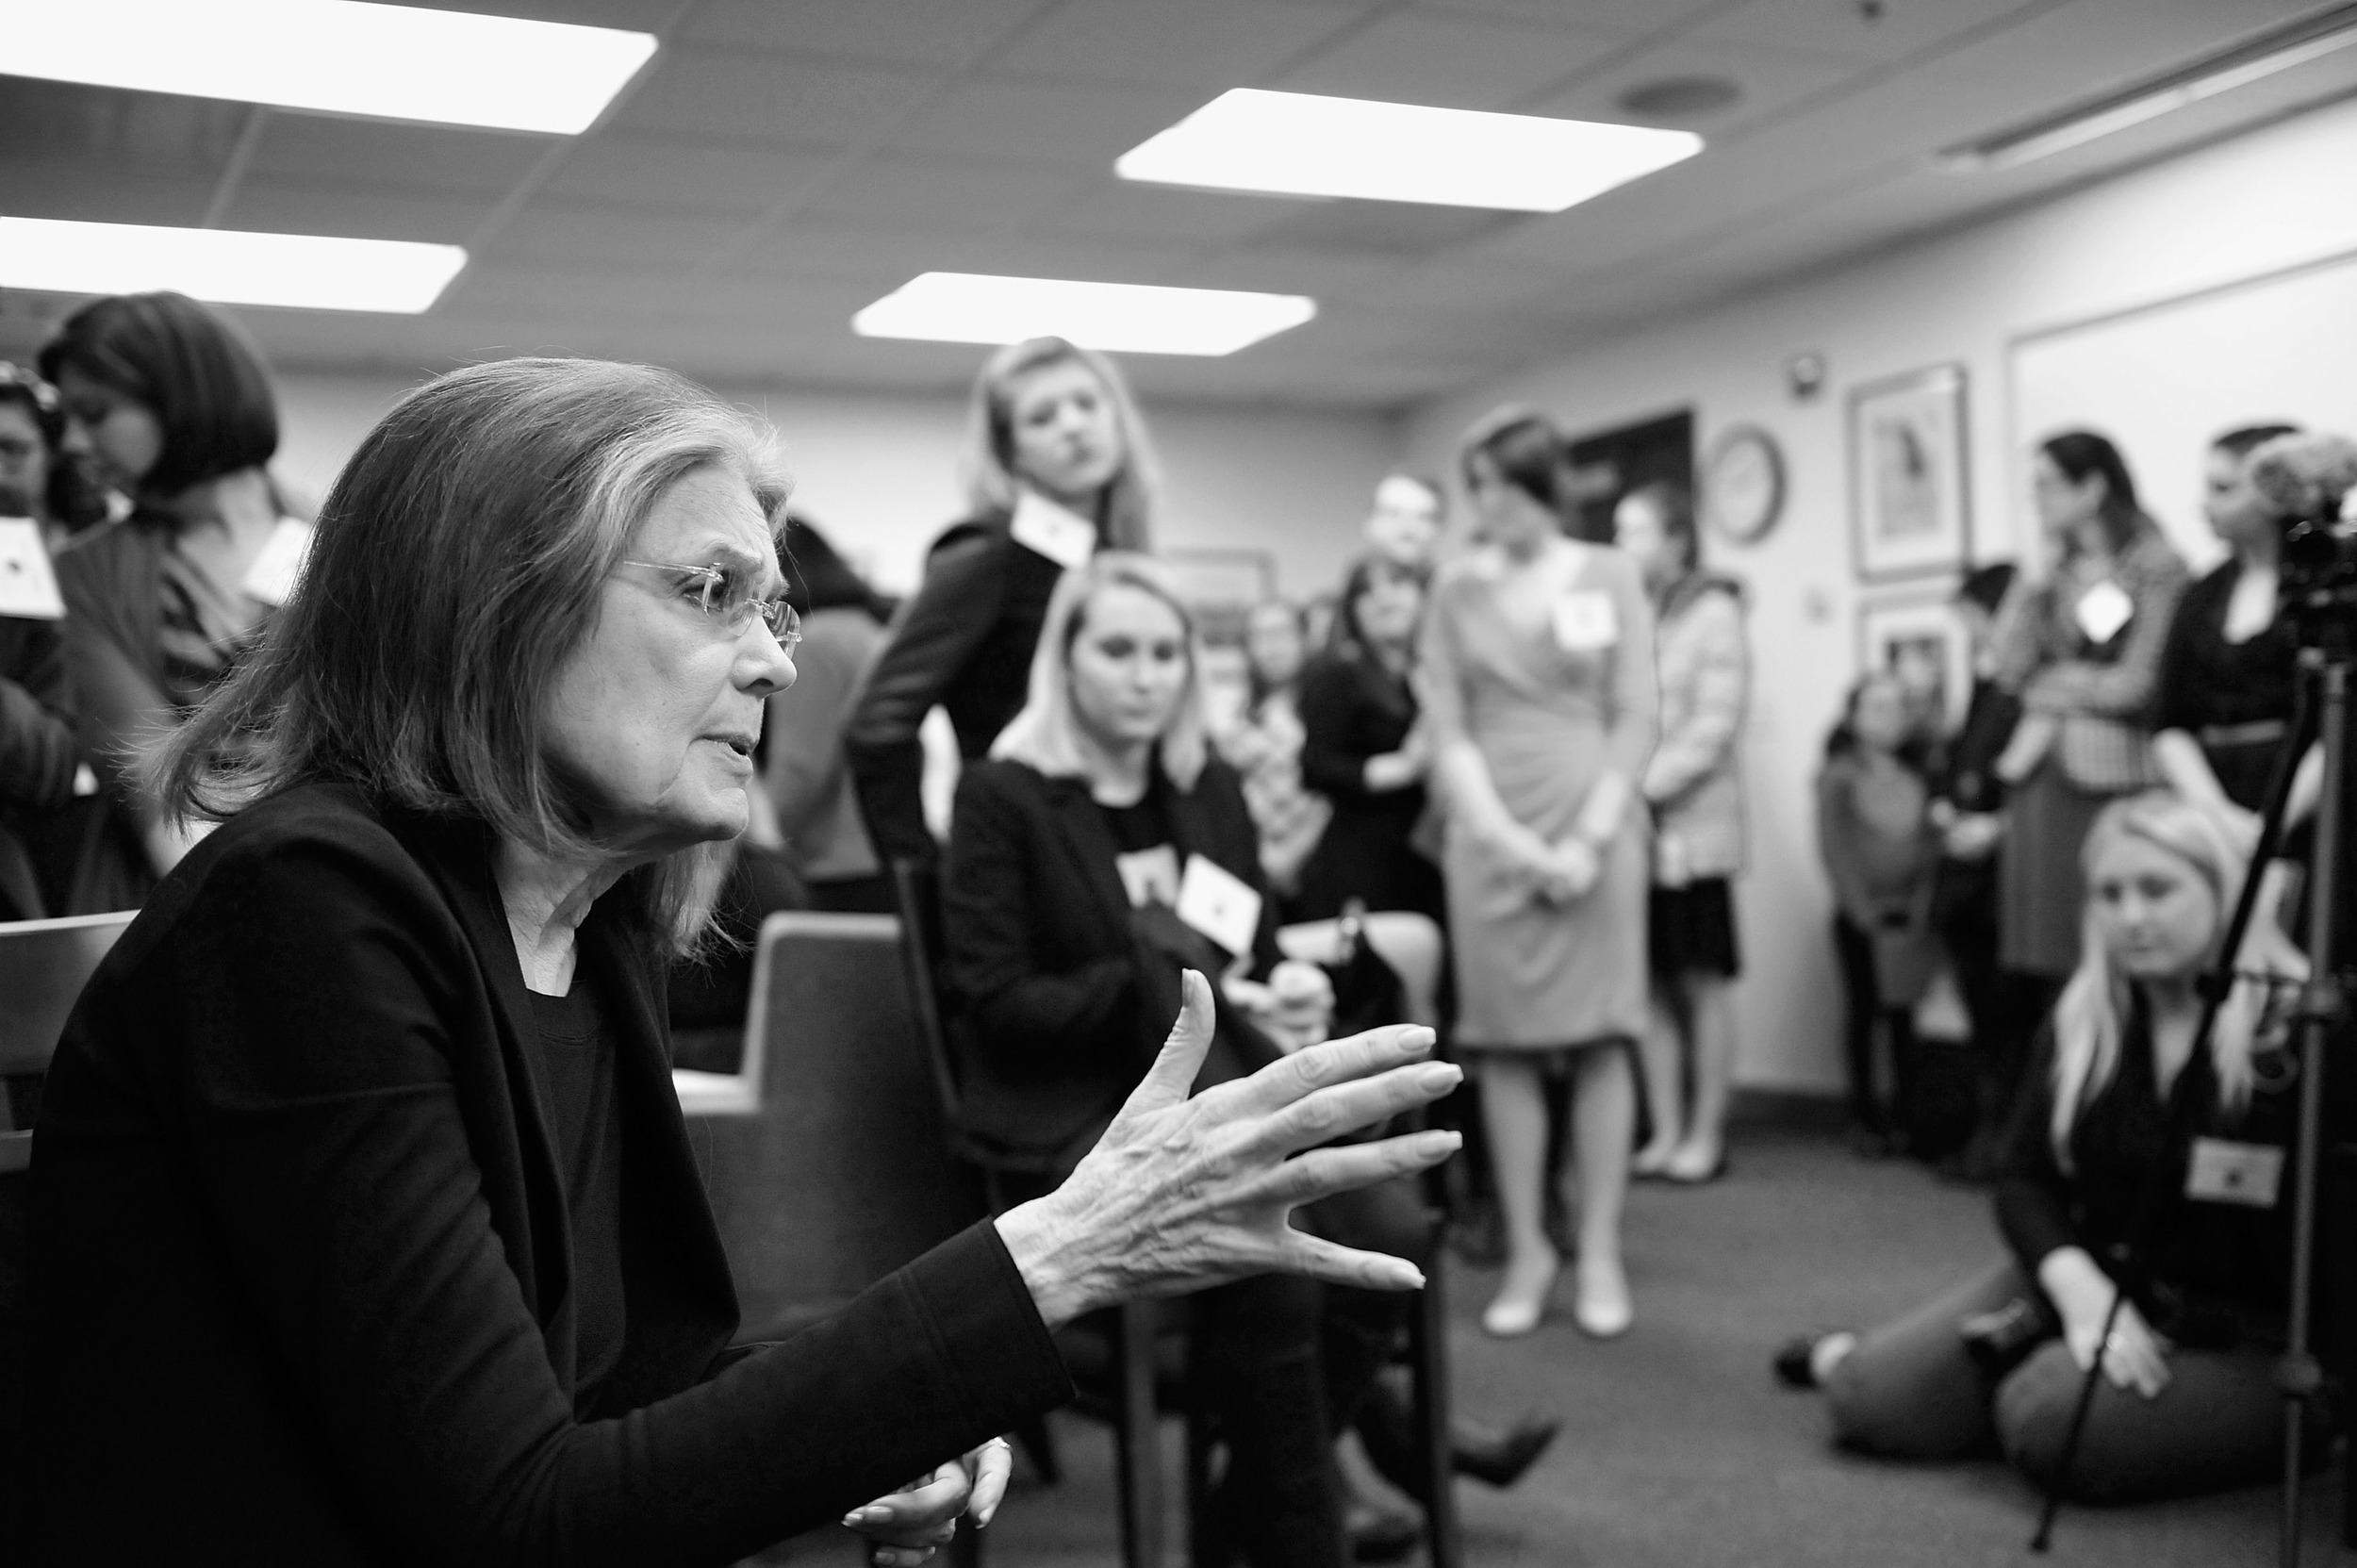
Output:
top-left (2011, 251), bottom-right (2357, 571)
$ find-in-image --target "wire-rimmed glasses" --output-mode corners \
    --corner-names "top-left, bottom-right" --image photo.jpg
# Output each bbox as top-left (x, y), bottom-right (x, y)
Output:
top-left (616, 558), bottom-right (801, 648)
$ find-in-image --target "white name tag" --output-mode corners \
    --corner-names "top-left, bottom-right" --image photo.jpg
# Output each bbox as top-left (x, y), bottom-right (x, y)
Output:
top-left (1176, 852), bottom-right (1262, 958)
top-left (1114, 844), bottom-right (1181, 910)
top-left (2075, 579), bottom-right (2133, 645)
top-left (1551, 588), bottom-right (1619, 653)
top-left (0, 518), bottom-right (66, 620)
top-left (240, 517), bottom-right (316, 607)
top-left (2185, 1136), bottom-right (2283, 1208)
top-left (1009, 490), bottom-right (1097, 571)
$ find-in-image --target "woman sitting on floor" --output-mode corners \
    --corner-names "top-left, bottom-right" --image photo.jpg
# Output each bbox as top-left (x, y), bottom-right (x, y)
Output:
top-left (940, 552), bottom-right (1434, 1567)
top-left (1775, 791), bottom-right (2323, 1502)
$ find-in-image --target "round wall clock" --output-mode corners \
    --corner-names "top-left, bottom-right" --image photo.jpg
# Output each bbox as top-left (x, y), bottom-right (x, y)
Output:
top-left (1706, 424), bottom-right (1785, 546)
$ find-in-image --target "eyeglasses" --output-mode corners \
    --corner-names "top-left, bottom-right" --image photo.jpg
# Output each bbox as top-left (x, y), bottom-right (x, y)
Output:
top-left (616, 558), bottom-right (801, 648)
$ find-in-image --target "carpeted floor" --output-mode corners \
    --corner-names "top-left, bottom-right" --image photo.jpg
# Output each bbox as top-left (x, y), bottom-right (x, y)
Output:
top-left (779, 1124), bottom-right (2349, 1565)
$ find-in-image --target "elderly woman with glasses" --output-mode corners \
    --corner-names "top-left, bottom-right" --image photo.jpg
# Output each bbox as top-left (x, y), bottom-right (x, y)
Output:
top-left (25, 360), bottom-right (1460, 1567)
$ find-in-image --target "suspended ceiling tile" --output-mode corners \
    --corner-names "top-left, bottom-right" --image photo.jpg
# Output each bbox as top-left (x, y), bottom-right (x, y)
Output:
top-left (1037, 182), bottom-right (1310, 246)
top-left (1411, 0), bottom-right (1720, 34)
top-left (723, 223), bottom-right (1199, 290)
top-left (484, 201), bottom-right (752, 272)
top-left (610, 46), bottom-right (942, 146)
top-left (0, 158), bottom-right (216, 227)
top-left (214, 180), bottom-right (490, 244)
top-left (795, 153), bottom-right (1090, 232)
top-left (243, 113), bottom-right (552, 198)
top-left (1690, 0), bottom-right (2055, 65)
top-left (409, 0), bottom-right (685, 29)
top-left (1176, 246), bottom-right (1410, 296)
top-left (683, 0), bottom-right (1049, 67)
top-left (983, 0), bottom-right (1362, 89)
top-left (545, 133), bottom-right (841, 215)
top-left (0, 79), bottom-right (247, 171)
top-left (1276, 8), bottom-right (1629, 109)
top-left (886, 74), bottom-right (1205, 164)
top-left (1525, 35), bottom-right (1864, 130)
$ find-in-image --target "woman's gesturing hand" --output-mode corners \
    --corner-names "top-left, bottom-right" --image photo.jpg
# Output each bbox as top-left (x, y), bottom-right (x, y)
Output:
top-left (996, 970), bottom-right (1461, 1329)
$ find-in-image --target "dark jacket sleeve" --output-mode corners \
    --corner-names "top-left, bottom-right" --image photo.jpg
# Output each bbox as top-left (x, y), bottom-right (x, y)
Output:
top-left (941, 763), bottom-right (1142, 1074)
top-left (1993, 1027), bottom-right (2078, 1278)
top-left (847, 530), bottom-right (1007, 867)
top-left (1296, 658), bottom-right (1377, 802)
top-left (0, 616), bottom-right (79, 810)
top-left (143, 824), bottom-right (1068, 1565)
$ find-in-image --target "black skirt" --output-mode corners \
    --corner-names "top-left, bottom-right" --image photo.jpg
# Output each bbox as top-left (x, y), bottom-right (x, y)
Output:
top-left (1648, 878), bottom-right (1741, 981)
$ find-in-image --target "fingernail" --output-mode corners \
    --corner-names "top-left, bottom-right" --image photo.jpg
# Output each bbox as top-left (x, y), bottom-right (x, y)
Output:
top-left (1417, 1063), bottom-right (1460, 1092)
top-left (1401, 1027), bottom-right (1436, 1056)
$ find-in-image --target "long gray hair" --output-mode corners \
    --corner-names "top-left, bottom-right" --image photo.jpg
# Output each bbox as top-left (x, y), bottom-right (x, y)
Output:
top-left (154, 356), bottom-right (788, 954)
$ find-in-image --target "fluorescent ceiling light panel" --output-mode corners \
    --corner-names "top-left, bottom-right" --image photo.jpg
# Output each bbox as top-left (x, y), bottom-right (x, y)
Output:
top-left (0, 219), bottom-right (467, 313)
top-left (1943, 5), bottom-right (2357, 171)
top-left (1115, 89), bottom-right (1702, 212)
top-left (853, 273), bottom-right (1315, 357)
top-left (2, 0), bottom-right (656, 134)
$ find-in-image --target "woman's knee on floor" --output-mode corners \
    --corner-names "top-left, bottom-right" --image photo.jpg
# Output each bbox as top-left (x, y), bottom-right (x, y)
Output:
top-left (1997, 1343), bottom-right (2297, 1503)
top-left (1821, 1329), bottom-right (1998, 1460)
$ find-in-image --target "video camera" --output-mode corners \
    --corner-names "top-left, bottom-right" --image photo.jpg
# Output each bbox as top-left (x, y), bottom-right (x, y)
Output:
top-left (2256, 433), bottom-right (2357, 645)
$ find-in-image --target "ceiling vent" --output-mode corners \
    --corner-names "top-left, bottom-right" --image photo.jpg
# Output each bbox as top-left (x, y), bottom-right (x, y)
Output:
top-left (1617, 76), bottom-right (1742, 120)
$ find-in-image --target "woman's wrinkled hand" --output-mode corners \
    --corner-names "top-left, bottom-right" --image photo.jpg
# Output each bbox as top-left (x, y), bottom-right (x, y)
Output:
top-left (996, 971), bottom-right (1461, 1329)
top-left (842, 1437), bottom-right (1015, 1565)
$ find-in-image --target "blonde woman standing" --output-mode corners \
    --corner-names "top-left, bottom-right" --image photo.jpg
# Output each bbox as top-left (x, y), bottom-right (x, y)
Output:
top-left (1424, 409), bottom-right (1657, 1339)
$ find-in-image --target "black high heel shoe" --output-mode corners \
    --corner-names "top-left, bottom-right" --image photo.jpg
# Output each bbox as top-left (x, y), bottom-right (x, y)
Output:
top-left (1356, 1375), bottom-right (1561, 1498)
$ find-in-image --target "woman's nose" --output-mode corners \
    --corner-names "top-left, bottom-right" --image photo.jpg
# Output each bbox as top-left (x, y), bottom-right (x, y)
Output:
top-left (739, 627), bottom-right (798, 697)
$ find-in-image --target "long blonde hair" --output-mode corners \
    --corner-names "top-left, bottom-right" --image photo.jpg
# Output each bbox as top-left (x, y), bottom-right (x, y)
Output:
top-left (2049, 792), bottom-right (2303, 1166)
top-left (960, 337), bottom-right (1158, 550)
top-left (991, 552), bottom-right (1209, 791)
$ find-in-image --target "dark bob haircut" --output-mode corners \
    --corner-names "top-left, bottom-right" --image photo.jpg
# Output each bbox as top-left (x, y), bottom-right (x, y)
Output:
top-left (2037, 430), bottom-right (2149, 557)
top-left (1459, 404), bottom-right (1578, 522)
top-left (38, 291), bottom-right (280, 498)
top-left (157, 357), bottom-right (788, 951)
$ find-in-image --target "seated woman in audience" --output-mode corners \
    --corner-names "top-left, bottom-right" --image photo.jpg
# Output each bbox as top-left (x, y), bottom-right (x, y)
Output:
top-left (1777, 793), bottom-right (2317, 1503)
top-left (849, 335), bottom-right (1157, 869)
top-left (27, 360), bottom-right (1459, 1566)
top-left (40, 291), bottom-right (305, 883)
top-left (0, 365), bottom-right (87, 920)
top-left (1817, 671), bottom-right (1940, 1153)
top-left (1616, 480), bottom-right (1750, 1183)
top-left (941, 552), bottom-right (1439, 1566)
top-left (2151, 424), bottom-right (2303, 826)
top-left (1426, 407), bottom-right (1657, 1340)
top-left (1288, 555), bottom-right (1447, 1029)
top-left (1217, 597), bottom-right (1331, 900)
top-left (1988, 432), bottom-right (2189, 1010)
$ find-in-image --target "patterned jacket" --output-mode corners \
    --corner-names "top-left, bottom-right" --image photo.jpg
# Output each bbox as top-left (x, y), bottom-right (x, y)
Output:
top-left (1643, 572), bottom-right (1748, 883)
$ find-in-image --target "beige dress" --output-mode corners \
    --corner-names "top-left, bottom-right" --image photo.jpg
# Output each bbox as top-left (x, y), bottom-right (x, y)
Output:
top-left (1422, 541), bottom-right (1657, 1049)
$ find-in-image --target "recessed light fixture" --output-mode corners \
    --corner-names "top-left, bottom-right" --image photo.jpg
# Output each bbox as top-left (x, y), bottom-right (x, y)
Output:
top-left (0, 218), bottom-right (468, 313)
top-left (1115, 89), bottom-right (1702, 212)
top-left (3, 0), bottom-right (657, 135)
top-left (1942, 2), bottom-right (2357, 171)
top-left (852, 272), bottom-right (1315, 356)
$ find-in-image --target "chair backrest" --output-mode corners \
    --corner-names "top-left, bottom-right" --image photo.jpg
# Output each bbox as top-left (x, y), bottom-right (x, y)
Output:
top-left (0, 911), bottom-right (135, 1080)
top-left (889, 859), bottom-right (964, 1127)
top-left (694, 910), bottom-right (984, 1343)
top-left (670, 912), bottom-right (793, 1118)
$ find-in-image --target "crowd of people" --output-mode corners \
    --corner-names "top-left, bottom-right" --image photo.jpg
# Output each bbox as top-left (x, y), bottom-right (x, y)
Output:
top-left (6, 289), bottom-right (2357, 1562)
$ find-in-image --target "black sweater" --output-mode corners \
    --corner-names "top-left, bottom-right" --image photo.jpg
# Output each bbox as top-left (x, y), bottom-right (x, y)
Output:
top-left (941, 756), bottom-right (1282, 1166)
top-left (28, 783), bottom-right (1070, 1565)
top-left (1293, 647), bottom-right (1439, 923)
top-left (1994, 1005), bottom-right (2299, 1345)
top-left (847, 516), bottom-right (1069, 867)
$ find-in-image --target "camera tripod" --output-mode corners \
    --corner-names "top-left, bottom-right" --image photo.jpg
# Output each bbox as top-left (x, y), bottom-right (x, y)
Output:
top-left (2032, 586), bottom-right (2354, 1565)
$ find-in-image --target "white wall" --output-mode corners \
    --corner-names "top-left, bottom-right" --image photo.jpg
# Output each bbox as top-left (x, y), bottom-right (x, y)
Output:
top-left (272, 372), bottom-right (1396, 600)
top-left (1402, 97), bottom-right (2357, 1094)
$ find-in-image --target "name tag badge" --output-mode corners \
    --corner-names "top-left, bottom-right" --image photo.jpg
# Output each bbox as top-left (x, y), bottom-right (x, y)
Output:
top-left (1114, 845), bottom-right (1181, 910)
top-left (1176, 853), bottom-right (1263, 958)
top-left (240, 517), bottom-right (317, 607)
top-left (1551, 589), bottom-right (1619, 653)
top-left (1009, 490), bottom-right (1097, 572)
top-left (2075, 579), bottom-right (2134, 644)
top-left (2185, 1136), bottom-right (2283, 1208)
top-left (0, 517), bottom-right (66, 620)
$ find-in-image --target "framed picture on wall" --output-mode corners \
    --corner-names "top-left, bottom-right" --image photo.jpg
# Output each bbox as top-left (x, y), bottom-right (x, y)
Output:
top-left (1857, 586), bottom-right (1970, 732)
top-left (1849, 364), bottom-right (1970, 581)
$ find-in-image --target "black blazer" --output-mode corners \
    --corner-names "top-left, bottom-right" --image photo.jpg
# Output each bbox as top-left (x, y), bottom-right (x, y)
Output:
top-left (27, 783), bottom-right (1069, 1566)
top-left (940, 757), bottom-right (1282, 1165)
top-left (847, 517), bottom-right (1067, 868)
top-left (1293, 649), bottom-right (1441, 924)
